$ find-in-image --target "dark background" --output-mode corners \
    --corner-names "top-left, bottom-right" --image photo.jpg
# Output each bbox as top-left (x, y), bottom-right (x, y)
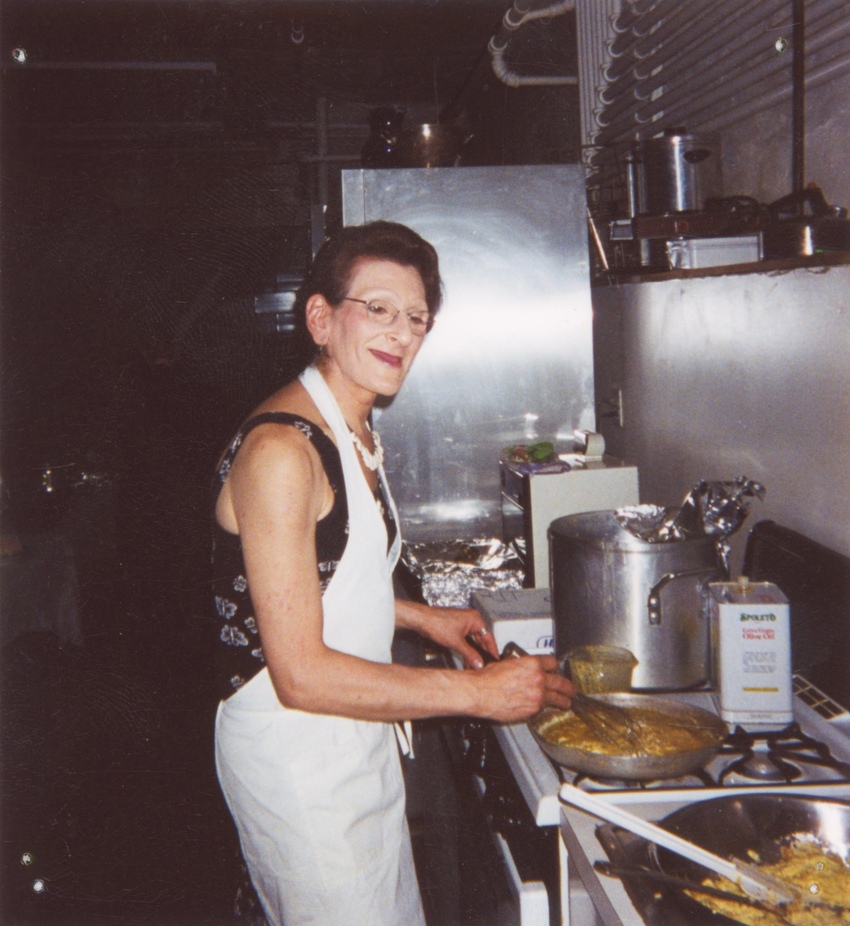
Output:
top-left (0, 2), bottom-right (578, 922)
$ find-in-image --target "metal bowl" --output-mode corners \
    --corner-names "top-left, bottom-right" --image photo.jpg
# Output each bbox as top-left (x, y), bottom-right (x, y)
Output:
top-left (598, 795), bottom-right (850, 925)
top-left (529, 694), bottom-right (728, 781)
top-left (652, 795), bottom-right (850, 922)
top-left (656, 793), bottom-right (850, 873)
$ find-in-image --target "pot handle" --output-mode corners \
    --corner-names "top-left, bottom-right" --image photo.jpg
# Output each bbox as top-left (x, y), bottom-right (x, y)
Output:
top-left (647, 568), bottom-right (715, 625)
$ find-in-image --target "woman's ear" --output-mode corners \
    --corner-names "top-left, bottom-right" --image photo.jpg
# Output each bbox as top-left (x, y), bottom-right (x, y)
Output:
top-left (305, 294), bottom-right (332, 346)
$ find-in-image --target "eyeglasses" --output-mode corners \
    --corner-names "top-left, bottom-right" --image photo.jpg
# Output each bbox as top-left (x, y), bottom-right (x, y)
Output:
top-left (341, 297), bottom-right (434, 337)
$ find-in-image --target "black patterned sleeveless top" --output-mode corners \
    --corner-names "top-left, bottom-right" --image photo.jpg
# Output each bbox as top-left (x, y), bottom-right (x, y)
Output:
top-left (211, 411), bottom-right (396, 701)
top-left (211, 413), bottom-right (349, 699)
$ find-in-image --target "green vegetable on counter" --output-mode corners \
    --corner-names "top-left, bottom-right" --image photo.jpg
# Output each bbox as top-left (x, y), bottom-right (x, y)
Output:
top-left (503, 441), bottom-right (557, 464)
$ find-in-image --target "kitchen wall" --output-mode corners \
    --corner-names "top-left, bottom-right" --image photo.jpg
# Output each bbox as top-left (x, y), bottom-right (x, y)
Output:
top-left (592, 261), bottom-right (850, 568)
top-left (720, 70), bottom-right (850, 211)
top-left (578, 0), bottom-right (850, 567)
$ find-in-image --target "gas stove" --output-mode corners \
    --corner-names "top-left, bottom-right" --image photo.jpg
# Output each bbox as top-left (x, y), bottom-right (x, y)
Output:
top-left (489, 675), bottom-right (850, 925)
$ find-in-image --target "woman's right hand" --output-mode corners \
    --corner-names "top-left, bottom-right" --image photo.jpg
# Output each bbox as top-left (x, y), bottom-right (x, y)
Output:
top-left (474, 655), bottom-right (575, 723)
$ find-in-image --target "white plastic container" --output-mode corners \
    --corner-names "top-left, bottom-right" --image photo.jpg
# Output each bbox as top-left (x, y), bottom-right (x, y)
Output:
top-left (709, 577), bottom-right (793, 726)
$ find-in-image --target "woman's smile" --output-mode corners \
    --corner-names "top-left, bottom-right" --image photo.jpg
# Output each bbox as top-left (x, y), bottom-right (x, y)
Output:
top-left (369, 348), bottom-right (403, 368)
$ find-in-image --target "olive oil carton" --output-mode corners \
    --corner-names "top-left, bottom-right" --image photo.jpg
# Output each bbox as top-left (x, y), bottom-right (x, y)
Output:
top-left (708, 578), bottom-right (793, 726)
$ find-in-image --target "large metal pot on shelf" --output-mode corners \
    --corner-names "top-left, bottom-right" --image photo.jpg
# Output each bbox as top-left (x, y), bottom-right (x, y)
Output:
top-left (395, 123), bottom-right (473, 168)
top-left (548, 510), bottom-right (725, 691)
top-left (636, 128), bottom-right (722, 214)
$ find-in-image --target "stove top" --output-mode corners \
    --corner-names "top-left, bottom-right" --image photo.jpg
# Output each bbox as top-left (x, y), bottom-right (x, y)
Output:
top-left (493, 676), bottom-right (850, 827)
top-left (492, 677), bottom-right (850, 925)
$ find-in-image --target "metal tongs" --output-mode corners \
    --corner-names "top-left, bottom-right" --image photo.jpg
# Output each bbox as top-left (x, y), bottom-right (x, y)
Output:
top-left (500, 642), bottom-right (641, 748)
top-left (593, 862), bottom-right (799, 926)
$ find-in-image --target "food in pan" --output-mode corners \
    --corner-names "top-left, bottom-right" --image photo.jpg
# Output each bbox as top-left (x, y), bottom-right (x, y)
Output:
top-left (685, 838), bottom-right (850, 926)
top-left (539, 705), bottom-right (720, 757)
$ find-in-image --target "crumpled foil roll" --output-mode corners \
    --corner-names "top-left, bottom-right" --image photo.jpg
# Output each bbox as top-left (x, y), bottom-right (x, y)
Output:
top-left (615, 504), bottom-right (672, 542)
top-left (401, 538), bottom-right (524, 608)
top-left (616, 477), bottom-right (766, 544)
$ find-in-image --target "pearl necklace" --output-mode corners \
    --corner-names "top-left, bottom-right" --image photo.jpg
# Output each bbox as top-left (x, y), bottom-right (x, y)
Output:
top-left (350, 427), bottom-right (384, 471)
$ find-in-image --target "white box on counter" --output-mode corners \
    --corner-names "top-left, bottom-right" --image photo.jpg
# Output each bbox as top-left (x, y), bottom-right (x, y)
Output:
top-left (471, 587), bottom-right (554, 655)
top-left (709, 579), bottom-right (793, 727)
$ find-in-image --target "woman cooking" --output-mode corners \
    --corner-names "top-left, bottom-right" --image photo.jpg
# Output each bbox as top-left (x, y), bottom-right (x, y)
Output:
top-left (212, 220), bottom-right (574, 926)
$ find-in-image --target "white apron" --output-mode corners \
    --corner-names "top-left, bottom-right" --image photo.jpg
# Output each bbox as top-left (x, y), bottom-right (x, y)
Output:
top-left (215, 365), bottom-right (425, 926)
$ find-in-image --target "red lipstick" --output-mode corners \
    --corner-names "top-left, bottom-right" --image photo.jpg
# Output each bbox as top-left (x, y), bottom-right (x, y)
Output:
top-left (370, 349), bottom-right (402, 368)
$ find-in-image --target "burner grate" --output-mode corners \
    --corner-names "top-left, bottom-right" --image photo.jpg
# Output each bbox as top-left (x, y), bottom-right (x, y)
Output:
top-left (718, 721), bottom-right (850, 784)
top-left (569, 767), bottom-right (718, 790)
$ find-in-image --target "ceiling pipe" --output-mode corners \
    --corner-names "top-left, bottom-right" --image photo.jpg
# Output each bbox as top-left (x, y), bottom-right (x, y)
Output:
top-left (599, 2), bottom-right (786, 123)
top-left (488, 0), bottom-right (578, 88)
top-left (607, 0), bottom-right (790, 103)
top-left (597, 0), bottom-right (844, 135)
top-left (608, 7), bottom-right (848, 135)
top-left (5, 59), bottom-right (217, 72)
top-left (595, 31), bottom-right (850, 149)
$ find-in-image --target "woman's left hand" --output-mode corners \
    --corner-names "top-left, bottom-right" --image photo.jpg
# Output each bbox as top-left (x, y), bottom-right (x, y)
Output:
top-left (415, 604), bottom-right (499, 668)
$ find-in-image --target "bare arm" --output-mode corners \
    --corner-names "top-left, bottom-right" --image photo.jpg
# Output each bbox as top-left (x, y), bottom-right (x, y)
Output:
top-left (225, 427), bottom-right (573, 723)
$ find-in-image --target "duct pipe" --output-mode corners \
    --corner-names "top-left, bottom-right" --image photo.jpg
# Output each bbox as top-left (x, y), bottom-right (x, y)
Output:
top-left (620, 0), bottom-right (837, 104)
top-left (488, 0), bottom-right (578, 88)
top-left (633, 0), bottom-right (839, 88)
top-left (608, 0), bottom-right (669, 58)
top-left (605, 0), bottom-right (767, 83)
top-left (604, 0), bottom-right (786, 97)
top-left (598, 5), bottom-right (788, 123)
top-left (609, 0), bottom-right (655, 37)
top-left (595, 43), bottom-right (789, 140)
top-left (609, 36), bottom-right (787, 127)
top-left (586, 43), bottom-right (850, 171)
top-left (575, 0), bottom-right (621, 148)
top-left (625, 12), bottom-right (849, 128)
top-left (595, 34), bottom-right (850, 150)
top-left (603, 8), bottom-right (715, 104)
top-left (598, 0), bottom-right (841, 132)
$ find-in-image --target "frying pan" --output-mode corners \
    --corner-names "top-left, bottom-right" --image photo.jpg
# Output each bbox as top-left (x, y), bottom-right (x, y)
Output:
top-left (529, 694), bottom-right (728, 781)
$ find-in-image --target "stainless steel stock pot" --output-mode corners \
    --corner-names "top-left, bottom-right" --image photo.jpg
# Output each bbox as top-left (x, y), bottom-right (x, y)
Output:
top-left (549, 510), bottom-right (725, 690)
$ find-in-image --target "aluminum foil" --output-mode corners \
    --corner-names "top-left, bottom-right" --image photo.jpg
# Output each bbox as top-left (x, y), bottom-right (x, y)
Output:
top-left (616, 477), bottom-right (766, 544)
top-left (401, 538), bottom-right (524, 608)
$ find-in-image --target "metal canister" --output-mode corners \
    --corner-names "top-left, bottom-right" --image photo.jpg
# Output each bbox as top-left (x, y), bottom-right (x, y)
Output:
top-left (549, 510), bottom-right (724, 690)
top-left (638, 130), bottom-right (721, 214)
